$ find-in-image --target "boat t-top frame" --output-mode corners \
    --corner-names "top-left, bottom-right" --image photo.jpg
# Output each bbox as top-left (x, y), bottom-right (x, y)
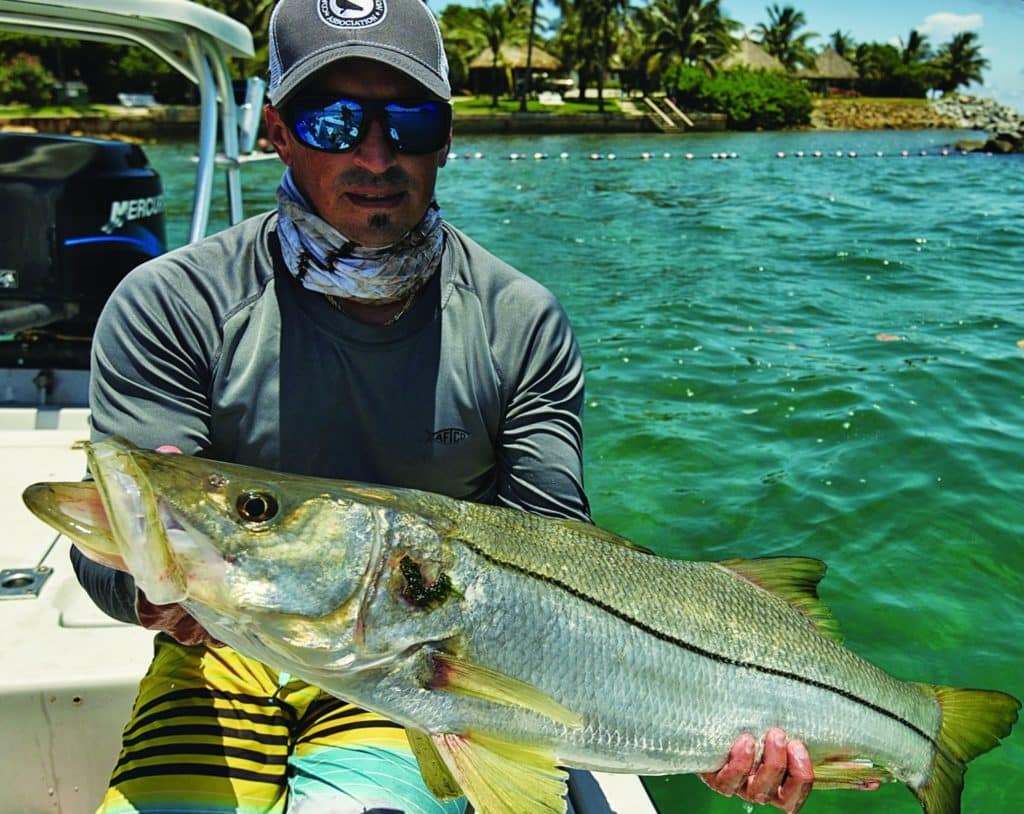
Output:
top-left (0, 0), bottom-right (263, 242)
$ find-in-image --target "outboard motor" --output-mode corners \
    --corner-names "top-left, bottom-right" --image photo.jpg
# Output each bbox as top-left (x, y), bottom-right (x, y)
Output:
top-left (0, 133), bottom-right (165, 368)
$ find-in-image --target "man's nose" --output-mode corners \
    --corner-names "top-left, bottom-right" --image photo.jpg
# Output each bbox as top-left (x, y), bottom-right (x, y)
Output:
top-left (353, 115), bottom-right (396, 170)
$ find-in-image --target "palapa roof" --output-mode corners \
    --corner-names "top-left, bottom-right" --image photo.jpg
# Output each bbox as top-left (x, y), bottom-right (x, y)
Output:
top-left (468, 43), bottom-right (561, 71)
top-left (718, 37), bottom-right (784, 72)
top-left (796, 47), bottom-right (859, 80)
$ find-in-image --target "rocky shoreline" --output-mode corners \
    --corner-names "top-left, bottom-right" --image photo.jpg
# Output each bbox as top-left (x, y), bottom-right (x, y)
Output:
top-left (810, 98), bottom-right (958, 130)
top-left (931, 94), bottom-right (1024, 154)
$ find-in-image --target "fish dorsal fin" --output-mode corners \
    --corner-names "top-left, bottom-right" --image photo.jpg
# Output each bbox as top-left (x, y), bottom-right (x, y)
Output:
top-left (553, 518), bottom-right (656, 555)
top-left (430, 652), bottom-right (584, 728)
top-left (719, 557), bottom-right (843, 642)
top-left (431, 731), bottom-right (568, 814)
top-left (407, 729), bottom-right (464, 801)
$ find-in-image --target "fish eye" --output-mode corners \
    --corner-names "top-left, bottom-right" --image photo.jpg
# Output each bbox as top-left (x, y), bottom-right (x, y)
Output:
top-left (236, 491), bottom-right (279, 523)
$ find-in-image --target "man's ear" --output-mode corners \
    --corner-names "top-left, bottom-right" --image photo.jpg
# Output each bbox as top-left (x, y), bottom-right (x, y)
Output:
top-left (264, 104), bottom-right (293, 165)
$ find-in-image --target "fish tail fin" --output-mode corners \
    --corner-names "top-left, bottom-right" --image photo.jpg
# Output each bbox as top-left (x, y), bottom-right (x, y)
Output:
top-left (914, 684), bottom-right (1020, 814)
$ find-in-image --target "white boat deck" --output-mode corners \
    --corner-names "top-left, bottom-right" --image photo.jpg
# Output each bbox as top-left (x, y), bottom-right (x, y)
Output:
top-left (0, 410), bottom-right (155, 814)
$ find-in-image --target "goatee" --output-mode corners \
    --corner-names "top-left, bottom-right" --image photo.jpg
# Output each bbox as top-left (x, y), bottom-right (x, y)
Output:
top-left (368, 213), bottom-right (391, 231)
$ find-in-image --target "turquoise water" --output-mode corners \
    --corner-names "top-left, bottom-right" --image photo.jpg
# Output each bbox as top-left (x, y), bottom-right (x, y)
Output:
top-left (149, 129), bottom-right (1022, 813)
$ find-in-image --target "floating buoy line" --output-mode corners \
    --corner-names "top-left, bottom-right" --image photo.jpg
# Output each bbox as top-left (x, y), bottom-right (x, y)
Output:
top-left (447, 147), bottom-right (999, 162)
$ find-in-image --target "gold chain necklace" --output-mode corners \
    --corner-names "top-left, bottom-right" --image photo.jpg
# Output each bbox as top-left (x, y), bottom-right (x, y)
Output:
top-left (324, 290), bottom-right (417, 326)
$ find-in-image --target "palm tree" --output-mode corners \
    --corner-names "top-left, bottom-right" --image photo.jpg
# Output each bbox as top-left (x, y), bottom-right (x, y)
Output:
top-left (893, 29), bottom-right (936, 97)
top-left (439, 5), bottom-right (490, 93)
top-left (549, 2), bottom-right (584, 94)
top-left (205, 0), bottom-right (275, 62)
top-left (618, 12), bottom-right (656, 95)
top-left (511, 0), bottom-right (554, 110)
top-left (898, 29), bottom-right (931, 65)
top-left (933, 31), bottom-right (989, 93)
top-left (829, 29), bottom-right (854, 58)
top-left (635, 0), bottom-right (737, 87)
top-left (550, 0), bottom-right (626, 112)
top-left (474, 2), bottom-right (515, 106)
top-left (752, 4), bottom-right (817, 72)
top-left (573, 0), bottom-right (629, 112)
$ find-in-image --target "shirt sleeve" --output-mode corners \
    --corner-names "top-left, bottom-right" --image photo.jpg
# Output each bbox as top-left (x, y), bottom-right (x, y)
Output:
top-left (495, 296), bottom-right (591, 523)
top-left (72, 258), bottom-right (217, 624)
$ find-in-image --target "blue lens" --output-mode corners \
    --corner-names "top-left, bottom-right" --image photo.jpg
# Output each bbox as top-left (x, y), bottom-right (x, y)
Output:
top-left (287, 98), bottom-right (451, 155)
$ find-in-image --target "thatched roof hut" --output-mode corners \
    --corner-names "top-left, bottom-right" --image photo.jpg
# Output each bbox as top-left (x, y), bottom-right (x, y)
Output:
top-left (468, 44), bottom-right (561, 71)
top-left (718, 37), bottom-right (784, 72)
top-left (796, 47), bottom-right (859, 80)
top-left (468, 43), bottom-right (563, 97)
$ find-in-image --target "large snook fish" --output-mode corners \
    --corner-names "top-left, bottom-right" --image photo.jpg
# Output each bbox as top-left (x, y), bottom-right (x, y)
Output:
top-left (23, 438), bottom-right (1018, 814)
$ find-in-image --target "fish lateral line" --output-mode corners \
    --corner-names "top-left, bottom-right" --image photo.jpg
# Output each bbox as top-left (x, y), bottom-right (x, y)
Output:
top-left (458, 539), bottom-right (939, 753)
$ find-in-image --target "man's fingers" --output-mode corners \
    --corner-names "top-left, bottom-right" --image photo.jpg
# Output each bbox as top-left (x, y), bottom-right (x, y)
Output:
top-left (699, 733), bottom-right (756, 796)
top-left (744, 728), bottom-right (788, 804)
top-left (775, 739), bottom-right (814, 813)
top-left (701, 730), bottom-right (816, 812)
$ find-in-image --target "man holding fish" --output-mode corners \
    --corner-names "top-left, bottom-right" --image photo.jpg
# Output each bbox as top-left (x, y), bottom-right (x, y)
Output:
top-left (69, 0), bottom-right (815, 811)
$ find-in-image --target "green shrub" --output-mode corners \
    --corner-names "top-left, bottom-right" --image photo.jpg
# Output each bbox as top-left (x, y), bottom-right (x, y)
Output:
top-left (0, 52), bottom-right (54, 105)
top-left (666, 65), bottom-right (812, 130)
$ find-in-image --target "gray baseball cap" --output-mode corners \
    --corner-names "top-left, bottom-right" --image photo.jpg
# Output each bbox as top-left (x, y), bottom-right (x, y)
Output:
top-left (267, 0), bottom-right (451, 106)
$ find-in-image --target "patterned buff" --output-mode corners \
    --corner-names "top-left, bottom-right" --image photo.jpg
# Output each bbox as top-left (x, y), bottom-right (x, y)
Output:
top-left (276, 167), bottom-right (443, 304)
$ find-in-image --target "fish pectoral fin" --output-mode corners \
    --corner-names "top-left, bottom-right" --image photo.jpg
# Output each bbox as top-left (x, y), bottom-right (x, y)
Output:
top-left (407, 729), bottom-right (464, 801)
top-left (429, 651), bottom-right (584, 728)
top-left (718, 556), bottom-right (843, 642)
top-left (811, 756), bottom-right (895, 790)
top-left (431, 731), bottom-right (568, 814)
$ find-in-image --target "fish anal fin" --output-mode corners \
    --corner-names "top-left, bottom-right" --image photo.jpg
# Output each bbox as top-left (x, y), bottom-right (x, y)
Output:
top-left (432, 731), bottom-right (567, 814)
top-left (915, 684), bottom-right (1020, 814)
top-left (407, 729), bottom-right (464, 801)
top-left (429, 651), bottom-right (583, 728)
top-left (719, 556), bottom-right (843, 642)
top-left (811, 756), bottom-right (894, 790)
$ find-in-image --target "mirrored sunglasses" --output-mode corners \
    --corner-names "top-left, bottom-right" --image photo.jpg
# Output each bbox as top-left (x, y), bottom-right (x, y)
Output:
top-left (285, 96), bottom-right (452, 155)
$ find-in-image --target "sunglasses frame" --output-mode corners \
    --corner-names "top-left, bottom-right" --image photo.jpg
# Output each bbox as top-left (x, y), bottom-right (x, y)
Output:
top-left (284, 95), bottom-right (453, 156)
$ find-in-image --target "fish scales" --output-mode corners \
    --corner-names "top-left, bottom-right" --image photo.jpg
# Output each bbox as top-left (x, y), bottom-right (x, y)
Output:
top-left (429, 504), bottom-right (942, 776)
top-left (22, 438), bottom-right (1020, 814)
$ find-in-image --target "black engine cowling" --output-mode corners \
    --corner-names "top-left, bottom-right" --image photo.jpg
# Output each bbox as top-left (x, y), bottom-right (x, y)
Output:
top-left (0, 133), bottom-right (165, 368)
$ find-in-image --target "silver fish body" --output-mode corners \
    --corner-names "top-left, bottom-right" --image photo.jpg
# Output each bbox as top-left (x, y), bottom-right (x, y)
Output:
top-left (22, 438), bottom-right (1019, 814)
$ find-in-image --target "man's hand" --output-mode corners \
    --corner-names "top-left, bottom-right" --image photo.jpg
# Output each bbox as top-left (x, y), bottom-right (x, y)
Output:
top-left (136, 591), bottom-right (222, 647)
top-left (699, 728), bottom-right (813, 813)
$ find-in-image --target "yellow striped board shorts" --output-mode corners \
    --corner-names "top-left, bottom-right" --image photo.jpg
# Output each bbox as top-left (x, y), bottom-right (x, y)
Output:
top-left (98, 634), bottom-right (467, 814)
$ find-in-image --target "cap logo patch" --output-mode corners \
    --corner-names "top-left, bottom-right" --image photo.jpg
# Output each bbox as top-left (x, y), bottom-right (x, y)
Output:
top-left (318, 0), bottom-right (387, 28)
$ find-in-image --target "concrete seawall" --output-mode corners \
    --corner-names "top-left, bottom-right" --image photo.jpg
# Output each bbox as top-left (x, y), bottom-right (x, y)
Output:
top-left (0, 106), bottom-right (726, 139)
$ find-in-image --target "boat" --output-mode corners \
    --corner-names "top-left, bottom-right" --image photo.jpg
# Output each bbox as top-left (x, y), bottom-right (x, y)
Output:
top-left (0, 2), bottom-right (656, 812)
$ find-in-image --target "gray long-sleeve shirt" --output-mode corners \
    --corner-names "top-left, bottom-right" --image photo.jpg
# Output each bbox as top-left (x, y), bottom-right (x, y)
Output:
top-left (74, 213), bottom-right (590, 622)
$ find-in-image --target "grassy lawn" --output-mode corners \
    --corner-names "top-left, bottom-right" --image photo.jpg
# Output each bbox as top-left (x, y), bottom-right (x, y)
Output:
top-left (452, 94), bottom-right (623, 116)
